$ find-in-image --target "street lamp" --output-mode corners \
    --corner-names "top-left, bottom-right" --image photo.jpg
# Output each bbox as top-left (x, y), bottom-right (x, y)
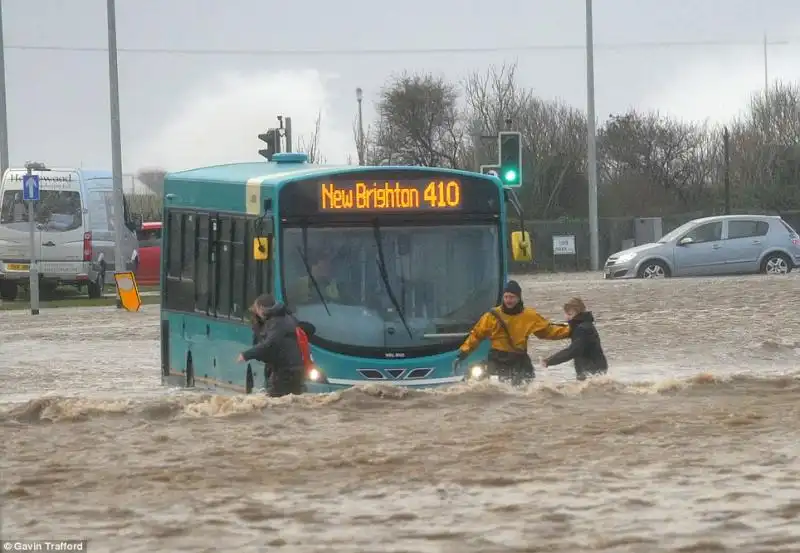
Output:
top-left (585, 0), bottom-right (600, 271)
top-left (106, 0), bottom-right (125, 308)
top-left (0, 1), bottom-right (8, 177)
top-left (356, 87), bottom-right (365, 166)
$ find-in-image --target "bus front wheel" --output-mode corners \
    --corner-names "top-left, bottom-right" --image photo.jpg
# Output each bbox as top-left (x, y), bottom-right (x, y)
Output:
top-left (246, 365), bottom-right (254, 394)
top-left (186, 354), bottom-right (195, 388)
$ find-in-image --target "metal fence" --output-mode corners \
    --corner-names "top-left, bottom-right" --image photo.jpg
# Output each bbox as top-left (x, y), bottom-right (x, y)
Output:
top-left (122, 192), bottom-right (800, 273)
top-left (509, 210), bottom-right (800, 273)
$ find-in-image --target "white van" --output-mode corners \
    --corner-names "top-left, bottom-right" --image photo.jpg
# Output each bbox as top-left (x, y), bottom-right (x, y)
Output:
top-left (0, 167), bottom-right (142, 301)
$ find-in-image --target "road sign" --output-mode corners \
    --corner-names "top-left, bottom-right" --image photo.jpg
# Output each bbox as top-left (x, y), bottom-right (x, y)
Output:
top-left (114, 271), bottom-right (142, 312)
top-left (23, 174), bottom-right (40, 201)
top-left (552, 235), bottom-right (577, 255)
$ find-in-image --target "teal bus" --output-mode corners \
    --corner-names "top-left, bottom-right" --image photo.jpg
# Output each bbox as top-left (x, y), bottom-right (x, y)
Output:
top-left (160, 153), bottom-right (532, 394)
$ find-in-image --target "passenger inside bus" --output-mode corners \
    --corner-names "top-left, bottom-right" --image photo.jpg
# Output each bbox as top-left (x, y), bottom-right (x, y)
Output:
top-left (289, 250), bottom-right (341, 304)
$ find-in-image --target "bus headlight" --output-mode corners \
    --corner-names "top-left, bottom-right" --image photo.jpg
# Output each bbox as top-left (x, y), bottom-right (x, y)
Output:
top-left (307, 367), bottom-right (328, 383)
top-left (468, 364), bottom-right (487, 380)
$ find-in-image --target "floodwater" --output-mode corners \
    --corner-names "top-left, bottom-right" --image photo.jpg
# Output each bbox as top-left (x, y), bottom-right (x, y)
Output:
top-left (2, 272), bottom-right (799, 553)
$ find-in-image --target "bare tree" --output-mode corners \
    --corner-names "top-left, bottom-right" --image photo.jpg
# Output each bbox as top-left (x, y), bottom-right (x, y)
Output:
top-left (362, 65), bottom-right (800, 218)
top-left (462, 63), bottom-right (588, 218)
top-left (369, 72), bottom-right (467, 168)
top-left (598, 110), bottom-right (714, 215)
top-left (725, 82), bottom-right (800, 212)
top-left (747, 81), bottom-right (800, 146)
top-left (295, 111), bottom-right (326, 163)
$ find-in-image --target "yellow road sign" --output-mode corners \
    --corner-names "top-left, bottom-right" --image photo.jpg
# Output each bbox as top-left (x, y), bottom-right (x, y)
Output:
top-left (114, 271), bottom-right (142, 312)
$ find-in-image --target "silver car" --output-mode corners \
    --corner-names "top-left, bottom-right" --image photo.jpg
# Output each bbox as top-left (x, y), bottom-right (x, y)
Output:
top-left (604, 215), bottom-right (800, 279)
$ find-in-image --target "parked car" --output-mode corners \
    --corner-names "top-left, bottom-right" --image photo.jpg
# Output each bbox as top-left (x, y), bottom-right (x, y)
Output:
top-left (604, 215), bottom-right (800, 279)
top-left (135, 221), bottom-right (162, 286)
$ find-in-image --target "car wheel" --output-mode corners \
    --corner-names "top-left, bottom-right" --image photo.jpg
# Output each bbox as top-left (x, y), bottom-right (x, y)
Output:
top-left (761, 253), bottom-right (792, 275)
top-left (88, 272), bottom-right (105, 299)
top-left (637, 260), bottom-right (670, 279)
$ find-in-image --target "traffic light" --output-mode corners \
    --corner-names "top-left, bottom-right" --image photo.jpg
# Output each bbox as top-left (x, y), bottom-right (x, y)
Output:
top-left (498, 131), bottom-right (522, 187)
top-left (258, 128), bottom-right (281, 160)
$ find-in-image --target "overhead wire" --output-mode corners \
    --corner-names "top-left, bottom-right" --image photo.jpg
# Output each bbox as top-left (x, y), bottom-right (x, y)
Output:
top-left (3, 39), bottom-right (798, 57)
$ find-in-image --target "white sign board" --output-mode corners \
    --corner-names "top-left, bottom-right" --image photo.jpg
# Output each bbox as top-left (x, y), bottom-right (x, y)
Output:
top-left (552, 235), bottom-right (576, 255)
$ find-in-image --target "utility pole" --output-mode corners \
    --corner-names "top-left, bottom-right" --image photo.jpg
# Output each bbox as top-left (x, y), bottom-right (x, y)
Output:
top-left (585, 0), bottom-right (600, 271)
top-left (723, 127), bottom-right (731, 215)
top-left (763, 32), bottom-right (768, 94)
top-left (106, 0), bottom-right (125, 306)
top-left (0, 0), bottom-right (9, 176)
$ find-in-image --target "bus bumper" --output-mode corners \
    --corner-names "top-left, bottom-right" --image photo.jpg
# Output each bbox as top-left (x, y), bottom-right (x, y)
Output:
top-left (305, 374), bottom-right (467, 394)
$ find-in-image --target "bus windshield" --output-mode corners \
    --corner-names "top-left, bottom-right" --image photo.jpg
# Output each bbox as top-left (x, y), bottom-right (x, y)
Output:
top-left (282, 223), bottom-right (501, 352)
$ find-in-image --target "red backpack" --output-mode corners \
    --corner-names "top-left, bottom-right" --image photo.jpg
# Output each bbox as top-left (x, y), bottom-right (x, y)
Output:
top-left (295, 327), bottom-right (314, 370)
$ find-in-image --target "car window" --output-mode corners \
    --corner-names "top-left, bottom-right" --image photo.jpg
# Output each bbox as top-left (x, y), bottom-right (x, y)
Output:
top-left (780, 219), bottom-right (799, 237)
top-left (682, 221), bottom-right (722, 244)
top-left (1, 190), bottom-right (83, 232)
top-left (727, 220), bottom-right (769, 240)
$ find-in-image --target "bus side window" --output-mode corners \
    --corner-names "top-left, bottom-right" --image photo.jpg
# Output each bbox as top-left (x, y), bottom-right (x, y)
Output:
top-left (195, 214), bottom-right (211, 314)
top-left (182, 216), bottom-right (195, 282)
top-left (167, 213), bottom-right (182, 278)
top-left (164, 211), bottom-right (194, 312)
top-left (215, 216), bottom-right (233, 319)
top-left (231, 217), bottom-right (247, 320)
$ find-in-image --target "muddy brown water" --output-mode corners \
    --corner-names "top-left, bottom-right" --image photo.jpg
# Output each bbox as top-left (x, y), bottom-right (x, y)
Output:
top-left (2, 272), bottom-right (799, 553)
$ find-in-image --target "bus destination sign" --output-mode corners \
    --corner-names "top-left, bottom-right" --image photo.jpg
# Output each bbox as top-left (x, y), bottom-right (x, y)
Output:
top-left (318, 179), bottom-right (462, 212)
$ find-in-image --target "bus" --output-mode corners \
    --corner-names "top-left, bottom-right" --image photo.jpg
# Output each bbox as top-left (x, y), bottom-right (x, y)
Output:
top-left (160, 153), bottom-right (531, 394)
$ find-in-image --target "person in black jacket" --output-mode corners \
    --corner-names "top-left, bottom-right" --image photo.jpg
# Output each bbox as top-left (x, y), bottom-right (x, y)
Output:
top-left (542, 297), bottom-right (608, 380)
top-left (237, 294), bottom-right (306, 397)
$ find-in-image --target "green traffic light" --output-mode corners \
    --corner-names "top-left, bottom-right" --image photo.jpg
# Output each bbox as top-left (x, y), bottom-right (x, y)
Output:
top-left (503, 169), bottom-right (517, 182)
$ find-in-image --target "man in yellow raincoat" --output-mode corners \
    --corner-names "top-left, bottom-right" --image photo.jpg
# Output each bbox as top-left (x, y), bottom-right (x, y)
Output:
top-left (454, 280), bottom-right (571, 384)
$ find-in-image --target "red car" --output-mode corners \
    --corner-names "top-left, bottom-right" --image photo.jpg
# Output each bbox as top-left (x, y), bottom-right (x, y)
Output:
top-left (135, 221), bottom-right (162, 286)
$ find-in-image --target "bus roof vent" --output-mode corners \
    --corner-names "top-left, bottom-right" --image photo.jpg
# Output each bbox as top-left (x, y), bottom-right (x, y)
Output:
top-left (272, 152), bottom-right (308, 164)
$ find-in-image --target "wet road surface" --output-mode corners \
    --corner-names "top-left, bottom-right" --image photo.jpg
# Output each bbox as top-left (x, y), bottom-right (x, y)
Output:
top-left (2, 272), bottom-right (799, 552)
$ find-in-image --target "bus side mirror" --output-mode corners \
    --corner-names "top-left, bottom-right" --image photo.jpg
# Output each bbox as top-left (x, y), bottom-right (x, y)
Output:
top-left (253, 236), bottom-right (270, 260)
top-left (511, 231), bottom-right (533, 262)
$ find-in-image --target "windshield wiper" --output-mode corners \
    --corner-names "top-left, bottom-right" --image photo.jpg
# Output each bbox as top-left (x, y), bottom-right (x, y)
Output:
top-left (372, 222), bottom-right (412, 339)
top-left (296, 246), bottom-right (331, 316)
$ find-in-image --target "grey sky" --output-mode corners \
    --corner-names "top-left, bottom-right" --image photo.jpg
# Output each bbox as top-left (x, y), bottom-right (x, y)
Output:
top-left (3, 0), bottom-right (799, 180)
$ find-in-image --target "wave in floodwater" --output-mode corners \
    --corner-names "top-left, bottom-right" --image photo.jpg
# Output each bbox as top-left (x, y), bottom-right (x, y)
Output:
top-left (2, 371), bottom-right (799, 424)
top-left (4, 370), bottom-right (800, 553)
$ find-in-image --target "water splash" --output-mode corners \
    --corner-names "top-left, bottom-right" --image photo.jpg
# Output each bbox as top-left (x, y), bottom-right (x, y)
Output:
top-left (3, 372), bottom-right (797, 424)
